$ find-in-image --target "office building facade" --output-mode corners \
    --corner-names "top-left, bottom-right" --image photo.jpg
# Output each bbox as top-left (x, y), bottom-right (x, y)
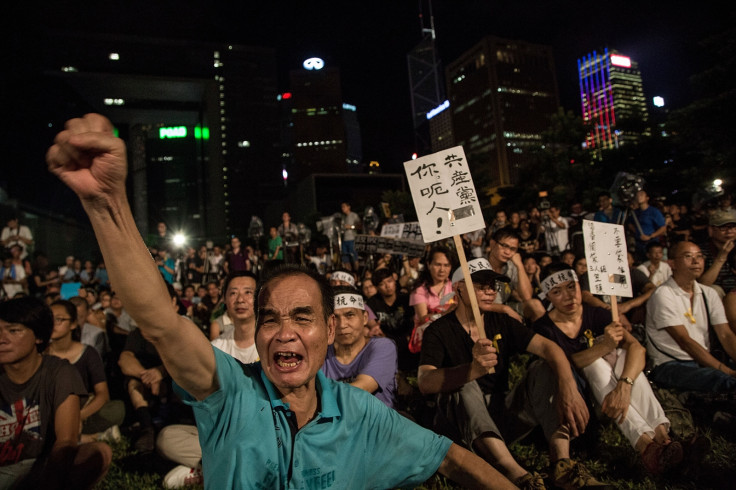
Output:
top-left (42, 33), bottom-right (281, 241)
top-left (446, 36), bottom-right (559, 188)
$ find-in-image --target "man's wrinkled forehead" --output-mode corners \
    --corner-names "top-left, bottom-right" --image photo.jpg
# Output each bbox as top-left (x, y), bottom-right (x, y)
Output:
top-left (258, 273), bottom-right (326, 316)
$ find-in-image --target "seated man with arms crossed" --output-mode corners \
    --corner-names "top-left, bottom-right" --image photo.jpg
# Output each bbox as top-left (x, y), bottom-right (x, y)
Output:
top-left (47, 113), bottom-right (516, 489)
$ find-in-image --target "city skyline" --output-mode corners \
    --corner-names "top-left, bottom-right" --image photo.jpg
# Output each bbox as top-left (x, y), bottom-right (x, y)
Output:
top-left (8, 1), bottom-right (727, 172)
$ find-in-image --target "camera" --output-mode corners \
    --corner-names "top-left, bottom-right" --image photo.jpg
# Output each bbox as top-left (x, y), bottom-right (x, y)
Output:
top-left (609, 172), bottom-right (645, 208)
top-left (538, 191), bottom-right (551, 211)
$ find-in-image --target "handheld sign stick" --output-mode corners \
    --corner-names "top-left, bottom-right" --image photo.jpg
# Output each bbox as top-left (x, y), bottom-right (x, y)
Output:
top-left (404, 146), bottom-right (494, 372)
top-left (582, 220), bottom-right (633, 325)
top-left (453, 232), bottom-right (495, 374)
top-left (451, 221), bottom-right (486, 340)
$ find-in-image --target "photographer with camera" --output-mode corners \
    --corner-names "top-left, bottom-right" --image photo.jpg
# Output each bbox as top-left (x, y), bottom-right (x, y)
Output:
top-left (540, 205), bottom-right (570, 257)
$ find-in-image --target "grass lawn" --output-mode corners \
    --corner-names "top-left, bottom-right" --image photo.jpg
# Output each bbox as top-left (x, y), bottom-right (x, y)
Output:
top-left (93, 423), bottom-right (736, 489)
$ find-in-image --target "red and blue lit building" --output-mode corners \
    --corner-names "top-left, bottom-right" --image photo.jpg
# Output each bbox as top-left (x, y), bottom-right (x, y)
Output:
top-left (578, 49), bottom-right (649, 152)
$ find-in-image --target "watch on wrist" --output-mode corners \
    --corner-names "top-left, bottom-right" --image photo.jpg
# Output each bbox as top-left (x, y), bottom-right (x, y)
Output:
top-left (619, 376), bottom-right (634, 386)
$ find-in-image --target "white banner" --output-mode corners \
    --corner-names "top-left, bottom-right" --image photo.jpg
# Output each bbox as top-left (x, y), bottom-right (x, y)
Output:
top-left (404, 146), bottom-right (485, 242)
top-left (582, 220), bottom-right (633, 298)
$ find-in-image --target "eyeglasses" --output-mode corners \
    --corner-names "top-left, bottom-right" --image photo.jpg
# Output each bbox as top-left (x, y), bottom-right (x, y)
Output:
top-left (496, 242), bottom-right (518, 254)
top-left (54, 317), bottom-right (72, 324)
top-left (716, 223), bottom-right (736, 231)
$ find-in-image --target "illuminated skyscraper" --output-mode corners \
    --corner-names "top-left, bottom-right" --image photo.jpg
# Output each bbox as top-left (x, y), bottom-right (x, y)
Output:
top-left (578, 49), bottom-right (650, 152)
top-left (446, 36), bottom-right (559, 187)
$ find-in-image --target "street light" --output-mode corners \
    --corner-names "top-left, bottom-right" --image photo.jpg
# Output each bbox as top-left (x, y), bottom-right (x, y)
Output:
top-left (173, 233), bottom-right (187, 248)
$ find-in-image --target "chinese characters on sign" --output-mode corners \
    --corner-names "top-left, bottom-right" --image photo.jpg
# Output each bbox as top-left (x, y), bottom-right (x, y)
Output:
top-left (404, 146), bottom-right (485, 242)
top-left (582, 220), bottom-right (633, 298)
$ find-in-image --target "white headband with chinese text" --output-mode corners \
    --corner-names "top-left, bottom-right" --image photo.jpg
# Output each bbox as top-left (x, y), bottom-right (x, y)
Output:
top-left (539, 269), bottom-right (578, 300)
top-left (334, 293), bottom-right (365, 310)
top-left (331, 271), bottom-right (355, 286)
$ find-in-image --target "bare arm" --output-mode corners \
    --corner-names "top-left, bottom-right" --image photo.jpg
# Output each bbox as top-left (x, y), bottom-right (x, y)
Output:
top-left (600, 329), bottom-right (646, 424)
top-left (581, 290), bottom-right (611, 310)
top-left (350, 374), bottom-right (379, 394)
top-left (413, 303), bottom-right (429, 322)
top-left (437, 443), bottom-right (516, 489)
top-left (209, 320), bottom-right (221, 341)
top-left (118, 350), bottom-right (147, 378)
top-left (511, 253), bottom-right (532, 302)
top-left (665, 323), bottom-right (736, 376)
top-left (699, 239), bottom-right (733, 286)
top-left (80, 381), bottom-right (110, 422)
top-left (417, 339), bottom-right (497, 394)
top-left (47, 114), bottom-right (216, 400)
top-left (40, 394), bottom-right (82, 489)
top-left (570, 322), bottom-right (623, 369)
top-left (618, 282), bottom-right (656, 314)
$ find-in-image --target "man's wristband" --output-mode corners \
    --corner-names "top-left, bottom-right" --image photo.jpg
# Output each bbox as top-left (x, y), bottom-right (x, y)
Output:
top-left (618, 376), bottom-right (634, 386)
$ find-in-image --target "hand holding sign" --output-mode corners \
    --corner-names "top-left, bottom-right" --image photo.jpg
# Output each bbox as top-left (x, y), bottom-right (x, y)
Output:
top-left (582, 220), bottom-right (633, 321)
top-left (404, 147), bottom-right (493, 374)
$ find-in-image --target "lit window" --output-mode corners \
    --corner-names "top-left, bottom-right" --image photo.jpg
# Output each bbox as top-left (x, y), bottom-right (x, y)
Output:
top-left (109, 53), bottom-right (120, 61)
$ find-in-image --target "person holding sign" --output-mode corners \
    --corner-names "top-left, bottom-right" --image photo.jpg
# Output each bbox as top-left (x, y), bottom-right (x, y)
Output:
top-left (47, 113), bottom-right (517, 490)
top-left (419, 258), bottom-right (600, 490)
top-left (533, 264), bottom-right (683, 475)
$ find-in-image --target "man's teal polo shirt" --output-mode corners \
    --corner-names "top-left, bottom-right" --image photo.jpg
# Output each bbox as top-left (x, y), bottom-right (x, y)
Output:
top-left (176, 347), bottom-right (452, 489)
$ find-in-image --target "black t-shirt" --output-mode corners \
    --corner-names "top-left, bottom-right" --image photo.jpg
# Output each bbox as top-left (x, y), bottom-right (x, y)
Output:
top-left (185, 255), bottom-right (203, 285)
top-left (367, 293), bottom-right (416, 372)
top-left (532, 306), bottom-right (612, 359)
top-left (123, 328), bottom-right (162, 370)
top-left (71, 345), bottom-right (107, 394)
top-left (367, 293), bottom-right (413, 340)
top-left (420, 311), bottom-right (535, 395)
top-left (0, 356), bottom-right (86, 466)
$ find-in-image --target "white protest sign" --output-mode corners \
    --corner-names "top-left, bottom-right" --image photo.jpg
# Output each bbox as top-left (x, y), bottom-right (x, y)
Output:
top-left (403, 146), bottom-right (485, 242)
top-left (582, 220), bottom-right (633, 298)
top-left (379, 221), bottom-right (424, 242)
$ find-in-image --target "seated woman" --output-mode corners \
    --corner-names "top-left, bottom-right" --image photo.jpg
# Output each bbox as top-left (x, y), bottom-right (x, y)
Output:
top-left (408, 245), bottom-right (457, 353)
top-left (46, 299), bottom-right (125, 444)
top-left (532, 263), bottom-right (682, 475)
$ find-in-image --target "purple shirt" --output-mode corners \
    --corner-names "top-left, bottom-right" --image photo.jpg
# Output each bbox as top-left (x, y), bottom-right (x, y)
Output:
top-left (321, 337), bottom-right (397, 408)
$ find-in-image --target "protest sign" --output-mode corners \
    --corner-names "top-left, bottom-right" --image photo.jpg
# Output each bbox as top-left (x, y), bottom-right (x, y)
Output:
top-left (404, 146), bottom-right (489, 347)
top-left (403, 146), bottom-right (485, 242)
top-left (582, 219), bottom-right (633, 320)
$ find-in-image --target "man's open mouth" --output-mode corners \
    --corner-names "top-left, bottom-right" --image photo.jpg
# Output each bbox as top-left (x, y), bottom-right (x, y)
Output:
top-left (274, 351), bottom-right (303, 368)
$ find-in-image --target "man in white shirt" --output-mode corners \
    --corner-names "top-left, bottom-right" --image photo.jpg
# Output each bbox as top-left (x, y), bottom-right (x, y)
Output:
top-left (636, 242), bottom-right (672, 287)
top-left (210, 272), bottom-right (258, 363)
top-left (541, 205), bottom-right (570, 256)
top-left (1, 216), bottom-right (33, 259)
top-left (159, 271), bottom-right (259, 488)
top-left (646, 241), bottom-right (736, 393)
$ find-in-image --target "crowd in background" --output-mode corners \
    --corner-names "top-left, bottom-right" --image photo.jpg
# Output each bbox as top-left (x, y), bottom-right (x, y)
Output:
top-left (2, 185), bottom-right (735, 488)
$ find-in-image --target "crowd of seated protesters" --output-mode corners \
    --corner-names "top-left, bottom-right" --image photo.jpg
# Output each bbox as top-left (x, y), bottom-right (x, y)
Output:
top-left (1, 189), bottom-right (734, 488)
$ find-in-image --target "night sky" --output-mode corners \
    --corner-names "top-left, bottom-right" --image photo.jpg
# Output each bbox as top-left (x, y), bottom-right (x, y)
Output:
top-left (8, 1), bottom-right (732, 172)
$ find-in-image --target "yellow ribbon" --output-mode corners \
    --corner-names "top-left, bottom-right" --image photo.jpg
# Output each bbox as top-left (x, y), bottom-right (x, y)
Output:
top-left (583, 329), bottom-right (594, 348)
top-left (492, 334), bottom-right (502, 354)
top-left (684, 308), bottom-right (696, 324)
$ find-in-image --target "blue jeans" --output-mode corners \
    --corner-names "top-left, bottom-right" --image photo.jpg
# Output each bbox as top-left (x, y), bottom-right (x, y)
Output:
top-left (341, 240), bottom-right (358, 264)
top-left (650, 360), bottom-right (736, 393)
